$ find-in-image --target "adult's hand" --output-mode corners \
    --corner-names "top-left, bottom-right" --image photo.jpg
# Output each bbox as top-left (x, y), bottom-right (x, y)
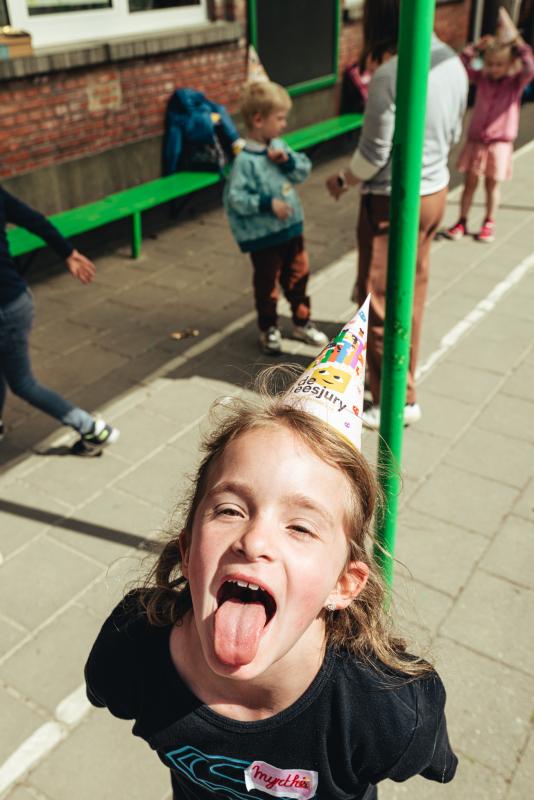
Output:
top-left (66, 249), bottom-right (96, 285)
top-left (326, 174), bottom-right (348, 201)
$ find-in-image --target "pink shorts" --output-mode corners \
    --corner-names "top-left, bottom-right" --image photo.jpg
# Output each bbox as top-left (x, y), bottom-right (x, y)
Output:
top-left (457, 140), bottom-right (513, 181)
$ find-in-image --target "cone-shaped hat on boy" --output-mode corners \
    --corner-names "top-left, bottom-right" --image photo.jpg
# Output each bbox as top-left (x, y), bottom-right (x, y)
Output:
top-left (285, 295), bottom-right (370, 451)
top-left (247, 44), bottom-right (270, 82)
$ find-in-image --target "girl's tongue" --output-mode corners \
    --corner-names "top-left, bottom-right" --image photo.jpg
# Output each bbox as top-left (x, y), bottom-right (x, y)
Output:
top-left (214, 598), bottom-right (267, 666)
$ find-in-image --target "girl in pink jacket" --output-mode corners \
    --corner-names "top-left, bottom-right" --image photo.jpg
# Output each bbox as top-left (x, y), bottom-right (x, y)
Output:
top-left (444, 17), bottom-right (534, 243)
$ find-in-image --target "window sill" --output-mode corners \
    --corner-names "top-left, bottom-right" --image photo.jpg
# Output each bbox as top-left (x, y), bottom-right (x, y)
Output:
top-left (0, 19), bottom-right (242, 81)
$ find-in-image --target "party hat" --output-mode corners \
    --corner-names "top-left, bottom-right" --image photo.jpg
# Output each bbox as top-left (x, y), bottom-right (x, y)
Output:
top-left (285, 295), bottom-right (370, 450)
top-left (247, 44), bottom-right (270, 82)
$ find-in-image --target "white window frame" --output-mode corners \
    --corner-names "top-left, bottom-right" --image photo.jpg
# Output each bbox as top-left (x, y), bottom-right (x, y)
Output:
top-left (6, 0), bottom-right (207, 49)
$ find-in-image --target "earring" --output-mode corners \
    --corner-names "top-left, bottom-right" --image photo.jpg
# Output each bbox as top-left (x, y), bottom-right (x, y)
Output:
top-left (326, 602), bottom-right (336, 612)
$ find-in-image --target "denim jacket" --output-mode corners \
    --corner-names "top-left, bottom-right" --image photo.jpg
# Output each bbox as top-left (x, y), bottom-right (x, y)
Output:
top-left (223, 139), bottom-right (311, 253)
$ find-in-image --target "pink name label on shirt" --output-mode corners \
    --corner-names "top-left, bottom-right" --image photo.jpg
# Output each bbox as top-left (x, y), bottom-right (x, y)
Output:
top-left (244, 761), bottom-right (318, 799)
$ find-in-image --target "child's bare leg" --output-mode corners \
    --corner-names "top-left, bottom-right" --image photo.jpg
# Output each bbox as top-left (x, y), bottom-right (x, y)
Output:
top-left (484, 177), bottom-right (499, 221)
top-left (460, 171), bottom-right (479, 221)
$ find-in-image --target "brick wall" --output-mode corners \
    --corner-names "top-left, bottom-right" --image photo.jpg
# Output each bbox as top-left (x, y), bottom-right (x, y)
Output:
top-left (0, 1), bottom-right (472, 193)
top-left (0, 41), bottom-right (245, 182)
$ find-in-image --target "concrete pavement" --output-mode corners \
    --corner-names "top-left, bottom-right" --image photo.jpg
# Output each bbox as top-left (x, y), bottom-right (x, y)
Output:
top-left (0, 139), bottom-right (533, 800)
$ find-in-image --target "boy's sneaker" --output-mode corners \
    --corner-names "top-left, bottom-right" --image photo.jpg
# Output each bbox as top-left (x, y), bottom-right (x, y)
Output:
top-left (71, 419), bottom-right (120, 457)
top-left (292, 320), bottom-right (328, 347)
top-left (476, 219), bottom-right (495, 243)
top-left (362, 403), bottom-right (422, 430)
top-left (442, 221), bottom-right (467, 241)
top-left (259, 326), bottom-right (282, 354)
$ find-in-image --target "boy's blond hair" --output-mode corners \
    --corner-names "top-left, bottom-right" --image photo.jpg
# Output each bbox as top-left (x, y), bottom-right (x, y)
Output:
top-left (240, 80), bottom-right (292, 128)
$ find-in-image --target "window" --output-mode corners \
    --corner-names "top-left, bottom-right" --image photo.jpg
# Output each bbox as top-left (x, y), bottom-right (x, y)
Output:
top-left (6, 0), bottom-right (205, 48)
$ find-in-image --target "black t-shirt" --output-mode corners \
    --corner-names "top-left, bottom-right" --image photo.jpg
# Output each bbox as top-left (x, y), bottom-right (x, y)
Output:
top-left (0, 186), bottom-right (73, 305)
top-left (85, 597), bottom-right (457, 800)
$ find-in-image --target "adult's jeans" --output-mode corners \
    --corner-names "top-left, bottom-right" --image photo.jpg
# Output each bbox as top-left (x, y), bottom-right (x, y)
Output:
top-left (0, 289), bottom-right (94, 434)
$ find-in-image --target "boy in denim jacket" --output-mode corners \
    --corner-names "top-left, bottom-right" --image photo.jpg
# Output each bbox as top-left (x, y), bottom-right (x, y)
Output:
top-left (224, 81), bottom-right (327, 354)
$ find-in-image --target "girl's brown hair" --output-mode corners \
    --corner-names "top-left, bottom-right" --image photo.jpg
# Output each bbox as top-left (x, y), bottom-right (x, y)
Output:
top-left (138, 370), bottom-right (431, 679)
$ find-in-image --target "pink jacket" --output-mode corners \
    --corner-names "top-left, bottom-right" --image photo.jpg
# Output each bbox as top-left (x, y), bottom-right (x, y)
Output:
top-left (461, 42), bottom-right (534, 143)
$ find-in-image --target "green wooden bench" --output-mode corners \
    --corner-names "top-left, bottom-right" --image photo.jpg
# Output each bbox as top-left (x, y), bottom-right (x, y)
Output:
top-left (7, 112), bottom-right (363, 261)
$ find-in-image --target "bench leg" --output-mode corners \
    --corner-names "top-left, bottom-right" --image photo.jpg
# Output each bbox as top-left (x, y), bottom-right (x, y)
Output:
top-left (131, 211), bottom-right (142, 259)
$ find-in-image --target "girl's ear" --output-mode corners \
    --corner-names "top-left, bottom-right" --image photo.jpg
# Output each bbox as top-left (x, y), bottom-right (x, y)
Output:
top-left (326, 561), bottom-right (369, 611)
top-left (179, 534), bottom-right (190, 580)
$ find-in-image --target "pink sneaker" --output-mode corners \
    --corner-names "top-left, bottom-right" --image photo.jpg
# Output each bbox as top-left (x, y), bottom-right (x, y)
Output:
top-left (442, 221), bottom-right (467, 241)
top-left (476, 219), bottom-right (495, 243)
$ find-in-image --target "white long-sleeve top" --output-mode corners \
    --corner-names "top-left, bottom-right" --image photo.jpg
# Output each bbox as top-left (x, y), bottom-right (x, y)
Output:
top-left (350, 34), bottom-right (468, 196)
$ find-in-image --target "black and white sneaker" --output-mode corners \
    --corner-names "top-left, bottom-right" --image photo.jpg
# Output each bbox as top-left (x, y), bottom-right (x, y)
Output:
top-left (292, 320), bottom-right (328, 347)
top-left (71, 419), bottom-right (120, 457)
top-left (259, 326), bottom-right (282, 355)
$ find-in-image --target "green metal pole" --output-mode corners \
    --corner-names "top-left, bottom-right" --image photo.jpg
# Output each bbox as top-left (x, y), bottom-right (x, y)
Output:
top-left (374, 0), bottom-right (436, 587)
top-left (131, 211), bottom-right (142, 259)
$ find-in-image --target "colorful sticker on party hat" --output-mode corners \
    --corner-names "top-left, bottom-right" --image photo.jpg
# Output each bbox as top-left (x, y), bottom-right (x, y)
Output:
top-left (285, 295), bottom-right (370, 450)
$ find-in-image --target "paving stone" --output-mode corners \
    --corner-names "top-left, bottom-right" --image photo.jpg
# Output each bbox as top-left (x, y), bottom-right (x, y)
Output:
top-left (0, 538), bottom-right (101, 630)
top-left (23, 452), bottom-right (129, 508)
top-left (424, 285), bottom-right (486, 325)
top-left (435, 639), bottom-right (532, 780)
top-left (106, 346), bottom-right (175, 385)
top-left (0, 480), bottom-right (71, 558)
top-left (507, 730), bottom-right (534, 800)
top-left (409, 464), bottom-right (519, 537)
top-left (0, 615), bottom-right (26, 659)
top-left (109, 405), bottom-right (182, 463)
top-left (138, 377), bottom-right (223, 426)
top-left (48, 487), bottom-right (164, 563)
top-left (115, 445), bottom-right (193, 511)
top-left (448, 329), bottom-right (527, 375)
top-left (479, 515), bottom-right (534, 590)
top-left (69, 300), bottom-right (140, 331)
top-left (409, 392), bottom-right (476, 441)
top-left (4, 786), bottom-right (38, 800)
top-left (28, 711), bottom-right (170, 800)
top-left (444, 426), bottom-right (534, 488)
top-left (113, 281), bottom-right (180, 311)
top-left (379, 758), bottom-right (508, 800)
top-left (391, 572), bottom-right (453, 636)
top-left (0, 604), bottom-right (101, 714)
top-left (401, 428), bottom-right (450, 481)
top-left (503, 362), bottom-right (534, 402)
top-left (37, 314), bottom-right (101, 350)
top-left (92, 254), bottom-right (155, 288)
top-left (167, 424), bottom-right (204, 458)
top-left (476, 393), bottom-right (534, 446)
top-left (511, 478), bottom-right (534, 523)
top-left (0, 686), bottom-right (45, 764)
top-left (419, 362), bottom-right (499, 406)
top-left (76, 555), bottom-right (146, 621)
top-left (396, 509), bottom-right (487, 597)
top-left (442, 572), bottom-right (534, 674)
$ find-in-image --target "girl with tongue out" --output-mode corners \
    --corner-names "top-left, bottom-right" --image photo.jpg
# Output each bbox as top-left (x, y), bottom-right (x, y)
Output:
top-left (86, 388), bottom-right (457, 800)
